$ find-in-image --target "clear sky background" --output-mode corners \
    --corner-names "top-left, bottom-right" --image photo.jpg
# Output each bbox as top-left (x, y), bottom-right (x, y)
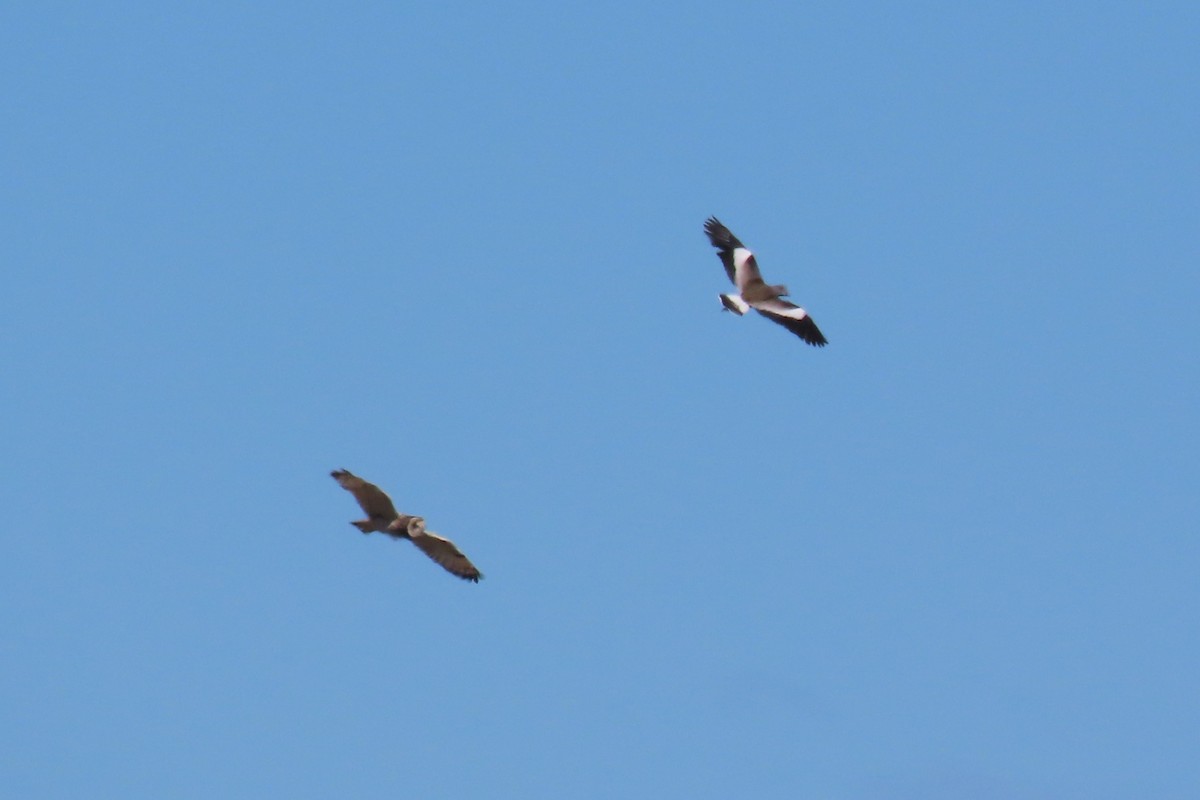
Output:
top-left (3, 2), bottom-right (1198, 798)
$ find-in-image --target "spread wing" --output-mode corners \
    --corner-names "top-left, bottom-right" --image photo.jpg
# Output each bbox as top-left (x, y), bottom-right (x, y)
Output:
top-left (410, 530), bottom-right (483, 582)
top-left (331, 469), bottom-right (399, 520)
top-left (753, 298), bottom-right (829, 347)
top-left (704, 217), bottom-right (764, 292)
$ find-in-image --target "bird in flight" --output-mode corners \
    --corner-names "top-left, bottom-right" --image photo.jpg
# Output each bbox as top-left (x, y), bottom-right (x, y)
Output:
top-left (330, 469), bottom-right (483, 582)
top-left (703, 217), bottom-right (828, 347)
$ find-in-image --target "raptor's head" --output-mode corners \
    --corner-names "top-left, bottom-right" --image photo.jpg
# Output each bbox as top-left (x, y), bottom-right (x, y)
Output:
top-left (388, 515), bottom-right (426, 538)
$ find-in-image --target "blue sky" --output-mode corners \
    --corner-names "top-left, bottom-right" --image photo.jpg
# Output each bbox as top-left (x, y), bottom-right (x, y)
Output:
top-left (3, 2), bottom-right (1198, 797)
